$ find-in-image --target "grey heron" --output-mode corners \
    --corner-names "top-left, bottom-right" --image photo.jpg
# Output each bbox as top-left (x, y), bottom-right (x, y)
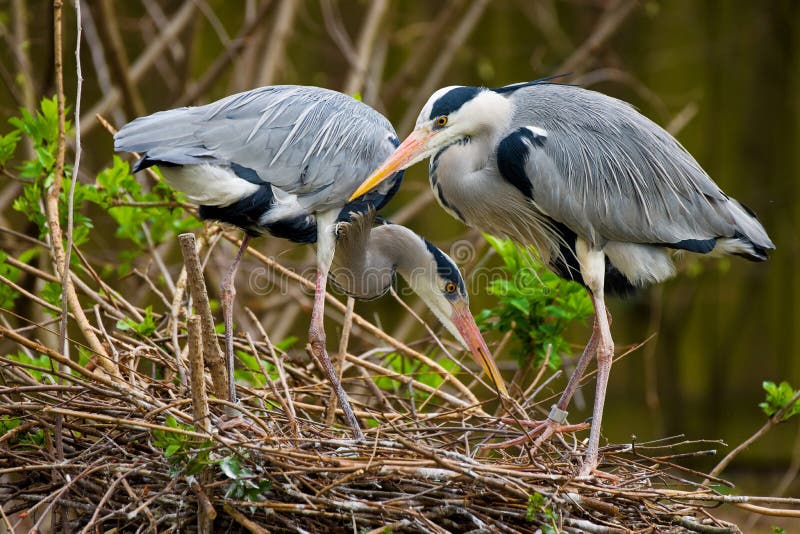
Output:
top-left (114, 85), bottom-right (505, 440)
top-left (350, 78), bottom-right (775, 474)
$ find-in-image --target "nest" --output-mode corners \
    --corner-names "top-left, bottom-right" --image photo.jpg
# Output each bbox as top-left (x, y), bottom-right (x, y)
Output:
top-left (0, 229), bottom-right (795, 533)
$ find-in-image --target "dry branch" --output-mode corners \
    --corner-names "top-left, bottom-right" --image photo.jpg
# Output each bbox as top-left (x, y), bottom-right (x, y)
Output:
top-left (178, 232), bottom-right (228, 400)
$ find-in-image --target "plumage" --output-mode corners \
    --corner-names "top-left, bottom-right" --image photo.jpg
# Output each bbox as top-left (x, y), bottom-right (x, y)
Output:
top-left (350, 77), bottom-right (775, 475)
top-left (115, 85), bottom-right (507, 439)
top-left (115, 85), bottom-right (403, 243)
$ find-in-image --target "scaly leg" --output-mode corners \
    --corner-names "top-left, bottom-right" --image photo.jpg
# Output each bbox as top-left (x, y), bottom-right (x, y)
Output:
top-left (485, 324), bottom-right (598, 450)
top-left (580, 290), bottom-right (614, 476)
top-left (308, 211), bottom-right (364, 440)
top-left (222, 234), bottom-right (250, 403)
top-left (489, 240), bottom-right (615, 476)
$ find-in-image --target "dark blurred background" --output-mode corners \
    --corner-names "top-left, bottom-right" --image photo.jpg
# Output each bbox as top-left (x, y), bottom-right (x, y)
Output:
top-left (1, 0), bottom-right (798, 506)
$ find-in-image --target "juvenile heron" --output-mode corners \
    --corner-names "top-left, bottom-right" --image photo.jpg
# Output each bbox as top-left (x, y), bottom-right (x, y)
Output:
top-left (350, 78), bottom-right (774, 473)
top-left (114, 85), bottom-right (504, 439)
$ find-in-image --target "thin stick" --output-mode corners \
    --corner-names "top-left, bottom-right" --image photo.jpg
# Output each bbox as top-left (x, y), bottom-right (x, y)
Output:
top-left (706, 388), bottom-right (800, 481)
top-left (223, 503), bottom-right (270, 534)
top-left (256, 0), bottom-right (299, 85)
top-left (80, 1), bottom-right (197, 134)
top-left (397, 0), bottom-right (490, 134)
top-left (343, 0), bottom-right (390, 95)
top-left (327, 297), bottom-right (355, 426)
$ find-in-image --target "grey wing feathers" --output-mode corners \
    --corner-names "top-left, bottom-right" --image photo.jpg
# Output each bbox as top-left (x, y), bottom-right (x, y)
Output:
top-left (114, 86), bottom-right (399, 211)
top-left (512, 84), bottom-right (774, 253)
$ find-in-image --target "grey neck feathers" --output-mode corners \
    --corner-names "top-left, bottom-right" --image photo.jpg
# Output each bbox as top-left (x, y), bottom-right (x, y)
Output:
top-left (331, 214), bottom-right (430, 300)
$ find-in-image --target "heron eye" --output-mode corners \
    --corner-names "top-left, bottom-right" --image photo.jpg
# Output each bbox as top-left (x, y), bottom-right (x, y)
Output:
top-left (436, 116), bottom-right (448, 127)
top-left (444, 282), bottom-right (457, 294)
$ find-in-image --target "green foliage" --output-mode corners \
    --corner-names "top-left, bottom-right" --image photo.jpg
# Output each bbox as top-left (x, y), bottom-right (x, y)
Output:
top-left (4, 97), bottom-right (200, 280)
top-left (478, 235), bottom-right (592, 369)
top-left (7, 351), bottom-right (56, 382)
top-left (0, 130), bottom-right (20, 165)
top-left (0, 251), bottom-right (22, 309)
top-left (220, 455), bottom-right (272, 502)
top-left (772, 527), bottom-right (786, 534)
top-left (116, 305), bottom-right (158, 337)
top-left (151, 415), bottom-right (212, 477)
top-left (525, 492), bottom-right (561, 532)
top-left (275, 336), bottom-right (297, 351)
top-left (374, 351), bottom-right (459, 401)
top-left (234, 349), bottom-right (278, 388)
top-left (0, 415), bottom-right (46, 448)
top-left (759, 381), bottom-right (800, 421)
top-left (40, 281), bottom-right (63, 316)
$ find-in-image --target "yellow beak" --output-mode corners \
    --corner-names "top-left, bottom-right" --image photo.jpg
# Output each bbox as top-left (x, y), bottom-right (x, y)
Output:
top-left (349, 128), bottom-right (436, 201)
top-left (450, 300), bottom-right (508, 397)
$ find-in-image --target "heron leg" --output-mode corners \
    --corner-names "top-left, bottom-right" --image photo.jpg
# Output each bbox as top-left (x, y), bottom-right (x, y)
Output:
top-left (308, 211), bottom-right (364, 440)
top-left (580, 291), bottom-right (614, 476)
top-left (221, 234), bottom-right (250, 403)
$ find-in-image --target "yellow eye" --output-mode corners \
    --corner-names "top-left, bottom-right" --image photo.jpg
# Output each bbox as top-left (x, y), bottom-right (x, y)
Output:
top-left (444, 282), bottom-right (457, 294)
top-left (436, 116), bottom-right (448, 127)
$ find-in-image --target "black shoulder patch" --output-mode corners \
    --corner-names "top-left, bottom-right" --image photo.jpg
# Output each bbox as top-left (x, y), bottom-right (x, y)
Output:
top-left (429, 87), bottom-right (482, 119)
top-left (132, 156), bottom-right (179, 173)
top-left (496, 127), bottom-right (545, 200)
top-left (424, 239), bottom-right (466, 295)
top-left (230, 162), bottom-right (263, 185)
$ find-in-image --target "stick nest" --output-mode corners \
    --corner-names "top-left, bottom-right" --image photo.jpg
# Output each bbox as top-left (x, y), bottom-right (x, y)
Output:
top-left (1, 336), bottom-right (747, 532)
top-left (0, 230), bottom-right (776, 533)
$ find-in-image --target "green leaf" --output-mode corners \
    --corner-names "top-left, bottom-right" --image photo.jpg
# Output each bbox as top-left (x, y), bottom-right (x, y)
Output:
top-left (759, 380), bottom-right (800, 421)
top-left (0, 130), bottom-right (20, 164)
top-left (220, 456), bottom-right (243, 479)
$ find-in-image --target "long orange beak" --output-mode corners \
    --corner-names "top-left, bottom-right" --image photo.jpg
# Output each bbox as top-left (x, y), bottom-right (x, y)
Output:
top-left (450, 301), bottom-right (508, 397)
top-left (349, 128), bottom-right (436, 201)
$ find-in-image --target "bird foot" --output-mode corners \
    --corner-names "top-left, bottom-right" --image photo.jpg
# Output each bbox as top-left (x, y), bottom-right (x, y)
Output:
top-left (483, 413), bottom-right (589, 451)
top-left (577, 459), bottom-right (619, 483)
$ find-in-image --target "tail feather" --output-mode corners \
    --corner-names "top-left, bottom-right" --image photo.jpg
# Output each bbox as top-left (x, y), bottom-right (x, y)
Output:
top-left (723, 198), bottom-right (774, 261)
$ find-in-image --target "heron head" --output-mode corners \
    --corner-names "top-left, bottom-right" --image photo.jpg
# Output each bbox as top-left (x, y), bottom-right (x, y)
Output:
top-left (349, 86), bottom-right (511, 201)
top-left (398, 235), bottom-right (508, 396)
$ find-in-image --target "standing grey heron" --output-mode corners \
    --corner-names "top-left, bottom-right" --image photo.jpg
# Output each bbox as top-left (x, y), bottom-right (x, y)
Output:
top-left (114, 85), bottom-right (505, 440)
top-left (350, 78), bottom-right (775, 474)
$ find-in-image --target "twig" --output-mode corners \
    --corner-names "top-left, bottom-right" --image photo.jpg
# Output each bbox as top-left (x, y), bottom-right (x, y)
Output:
top-left (177, 0), bottom-right (274, 105)
top-left (342, 0), bottom-right (390, 95)
top-left (256, 0), bottom-right (299, 86)
top-left (398, 0), bottom-right (491, 134)
top-left (557, 0), bottom-right (638, 74)
top-left (223, 503), bottom-right (271, 534)
top-left (178, 233), bottom-right (228, 400)
top-left (92, 0), bottom-right (146, 118)
top-left (80, 1), bottom-right (197, 134)
top-left (327, 297), bottom-right (354, 426)
top-left (244, 331), bottom-right (297, 438)
top-left (706, 388), bottom-right (800, 481)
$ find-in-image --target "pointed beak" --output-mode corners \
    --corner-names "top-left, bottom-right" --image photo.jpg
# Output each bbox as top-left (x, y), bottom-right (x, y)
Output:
top-left (449, 300), bottom-right (508, 397)
top-left (349, 128), bottom-right (437, 201)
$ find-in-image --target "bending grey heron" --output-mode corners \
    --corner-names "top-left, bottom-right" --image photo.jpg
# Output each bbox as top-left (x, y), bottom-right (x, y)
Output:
top-left (350, 78), bottom-right (775, 474)
top-left (331, 209), bottom-right (507, 398)
top-left (114, 85), bottom-right (505, 440)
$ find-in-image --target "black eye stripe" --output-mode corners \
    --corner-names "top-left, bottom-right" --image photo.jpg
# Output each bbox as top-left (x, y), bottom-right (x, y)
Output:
top-left (429, 86), bottom-right (481, 120)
